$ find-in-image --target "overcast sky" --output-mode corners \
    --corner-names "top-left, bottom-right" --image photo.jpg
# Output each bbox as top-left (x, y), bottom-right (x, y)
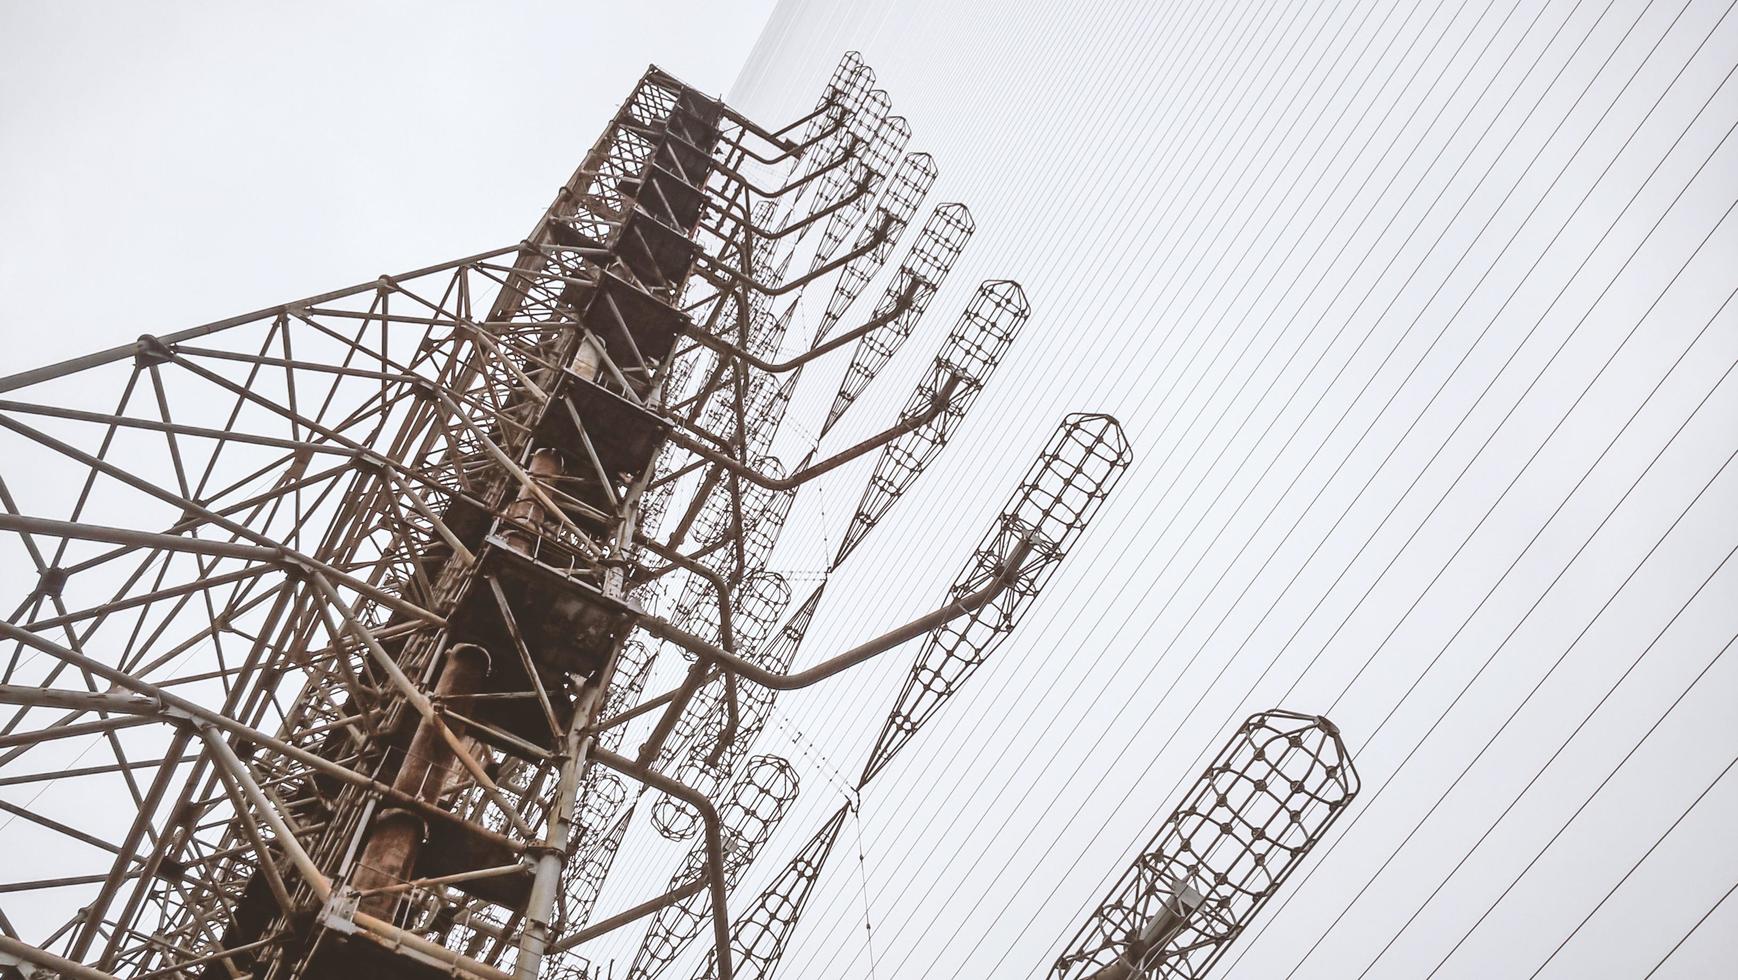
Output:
top-left (0, 1), bottom-right (775, 367)
top-left (712, 1), bottom-right (1738, 978)
top-left (4, 2), bottom-right (1738, 979)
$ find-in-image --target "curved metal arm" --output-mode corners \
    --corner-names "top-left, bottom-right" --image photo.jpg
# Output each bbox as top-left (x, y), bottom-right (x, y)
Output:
top-left (709, 134), bottom-right (859, 202)
top-left (665, 373), bottom-right (960, 492)
top-left (729, 97), bottom-right (841, 162)
top-left (696, 212), bottom-right (893, 297)
top-left (631, 536), bottom-right (739, 652)
top-left (639, 536), bottom-right (1033, 691)
top-left (588, 749), bottom-right (737, 980)
top-left (684, 277), bottom-right (919, 374)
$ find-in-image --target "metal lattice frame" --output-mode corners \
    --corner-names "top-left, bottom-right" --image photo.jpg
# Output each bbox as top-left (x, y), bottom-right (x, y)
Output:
top-left (823, 202), bottom-right (976, 435)
top-left (1049, 711), bottom-right (1359, 980)
top-left (0, 56), bottom-right (966, 980)
top-left (859, 412), bottom-right (1132, 783)
top-left (0, 48), bottom-right (1335, 980)
top-left (627, 756), bottom-right (800, 980)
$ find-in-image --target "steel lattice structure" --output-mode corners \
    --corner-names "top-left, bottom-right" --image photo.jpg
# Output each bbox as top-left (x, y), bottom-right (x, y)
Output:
top-left (1051, 712), bottom-right (1360, 980)
top-left (0, 53), bottom-right (1356, 980)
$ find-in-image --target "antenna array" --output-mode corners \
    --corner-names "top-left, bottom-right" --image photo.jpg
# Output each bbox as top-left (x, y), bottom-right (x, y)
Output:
top-left (0, 54), bottom-right (1353, 980)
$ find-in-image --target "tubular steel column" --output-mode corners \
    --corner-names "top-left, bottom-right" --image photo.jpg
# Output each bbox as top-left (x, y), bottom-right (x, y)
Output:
top-left (0, 50), bottom-right (1346, 980)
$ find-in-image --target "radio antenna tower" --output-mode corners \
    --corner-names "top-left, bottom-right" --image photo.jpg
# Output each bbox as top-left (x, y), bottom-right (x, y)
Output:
top-left (0, 54), bottom-right (1354, 980)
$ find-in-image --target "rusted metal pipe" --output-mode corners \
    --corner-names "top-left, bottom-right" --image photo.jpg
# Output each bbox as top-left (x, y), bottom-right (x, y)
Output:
top-left (352, 643), bottom-right (491, 917)
top-left (590, 748), bottom-right (736, 980)
top-left (0, 935), bottom-right (126, 980)
top-left (502, 449), bottom-right (566, 554)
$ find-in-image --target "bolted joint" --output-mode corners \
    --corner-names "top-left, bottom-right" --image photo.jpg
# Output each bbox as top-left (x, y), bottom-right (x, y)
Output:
top-left (133, 334), bottom-right (174, 367)
top-left (34, 566), bottom-right (68, 598)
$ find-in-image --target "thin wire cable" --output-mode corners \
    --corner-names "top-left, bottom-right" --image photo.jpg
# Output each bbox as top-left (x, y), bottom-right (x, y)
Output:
top-left (1641, 879), bottom-right (1738, 979)
top-left (778, 0), bottom-right (1640, 966)
top-left (1278, 439), bottom-right (1738, 977)
top-left (1343, 291), bottom-right (1738, 970)
top-left (1416, 624), bottom-right (1738, 977)
top-left (966, 1), bottom-right (1724, 973)
top-left (1532, 752), bottom-right (1738, 977)
top-left (754, 0), bottom-right (1362, 966)
top-left (587, 0), bottom-right (1738, 973)
top-left (1261, 67), bottom-right (1738, 976)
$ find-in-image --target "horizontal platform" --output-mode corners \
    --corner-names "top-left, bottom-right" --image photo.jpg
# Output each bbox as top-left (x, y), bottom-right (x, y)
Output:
top-left (449, 539), bottom-right (636, 679)
top-left (621, 160), bottom-right (707, 233)
top-left (652, 130), bottom-right (713, 186)
top-left (533, 368), bottom-right (669, 480)
top-left (613, 206), bottom-right (701, 289)
top-left (579, 268), bottom-right (688, 366)
top-left (669, 88), bottom-right (723, 147)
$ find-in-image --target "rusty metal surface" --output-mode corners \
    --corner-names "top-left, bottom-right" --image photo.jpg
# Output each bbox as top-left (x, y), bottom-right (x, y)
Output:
top-left (0, 50), bottom-right (1342, 980)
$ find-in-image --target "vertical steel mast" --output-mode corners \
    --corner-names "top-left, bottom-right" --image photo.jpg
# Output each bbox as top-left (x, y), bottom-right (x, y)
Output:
top-left (0, 53), bottom-right (1352, 980)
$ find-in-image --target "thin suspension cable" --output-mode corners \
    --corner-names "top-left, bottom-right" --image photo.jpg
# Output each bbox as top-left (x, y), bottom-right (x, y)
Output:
top-left (1641, 878), bottom-right (1738, 979)
top-left (785, 0), bottom-right (1654, 966)
top-left (1260, 69), bottom-right (1738, 974)
top-left (1531, 752), bottom-right (1738, 977)
top-left (1416, 624), bottom-right (1738, 977)
top-left (959, 1), bottom-right (1731, 973)
top-left (625, 0), bottom-right (1738, 973)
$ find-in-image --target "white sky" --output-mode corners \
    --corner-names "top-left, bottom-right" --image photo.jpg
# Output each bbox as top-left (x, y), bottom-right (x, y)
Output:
top-left (707, 1), bottom-right (1738, 978)
top-left (4, 1), bottom-right (1738, 979)
top-left (0, 1), bottom-right (775, 368)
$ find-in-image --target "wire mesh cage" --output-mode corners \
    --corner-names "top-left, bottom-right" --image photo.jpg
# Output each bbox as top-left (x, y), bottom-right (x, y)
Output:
top-left (1050, 710), bottom-right (1359, 980)
top-left (860, 411), bottom-right (1132, 783)
top-left (630, 756), bottom-right (800, 979)
top-left (824, 201), bottom-right (976, 434)
top-left (833, 279), bottom-right (1031, 567)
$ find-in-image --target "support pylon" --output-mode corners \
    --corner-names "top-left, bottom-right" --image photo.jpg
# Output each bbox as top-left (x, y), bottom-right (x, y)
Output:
top-left (0, 51), bottom-right (1350, 980)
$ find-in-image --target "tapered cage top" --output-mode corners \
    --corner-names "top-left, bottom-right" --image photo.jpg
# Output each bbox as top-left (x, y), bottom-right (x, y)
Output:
top-left (1051, 710), bottom-right (1358, 980)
